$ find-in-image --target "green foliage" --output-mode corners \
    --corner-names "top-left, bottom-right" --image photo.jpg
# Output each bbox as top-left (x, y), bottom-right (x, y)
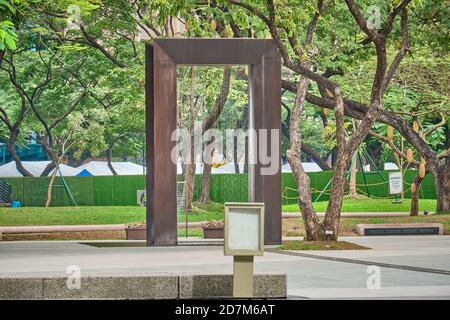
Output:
top-left (1, 0), bottom-right (448, 175)
top-left (0, 0), bottom-right (17, 50)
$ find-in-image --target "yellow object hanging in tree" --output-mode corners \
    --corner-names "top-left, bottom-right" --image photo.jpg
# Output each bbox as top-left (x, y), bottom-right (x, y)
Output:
top-left (406, 149), bottom-right (413, 163)
top-left (210, 19), bottom-right (217, 31)
top-left (225, 26), bottom-right (233, 38)
top-left (413, 120), bottom-right (419, 133)
top-left (411, 183), bottom-right (416, 193)
top-left (387, 126), bottom-right (394, 140)
top-left (323, 108), bottom-right (331, 116)
top-left (419, 162), bottom-right (426, 178)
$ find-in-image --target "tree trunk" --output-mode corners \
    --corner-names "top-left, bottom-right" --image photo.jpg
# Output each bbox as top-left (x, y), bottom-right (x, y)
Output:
top-left (107, 147), bottom-right (118, 175)
top-left (233, 136), bottom-right (240, 173)
top-left (45, 156), bottom-right (64, 208)
top-left (45, 164), bottom-right (59, 208)
top-left (244, 136), bottom-right (248, 173)
top-left (286, 74), bottom-right (327, 240)
top-left (199, 161), bottom-right (212, 203)
top-left (410, 174), bottom-right (424, 216)
top-left (0, 50), bottom-right (4, 68)
top-left (183, 162), bottom-right (196, 211)
top-left (435, 159), bottom-right (450, 214)
top-left (199, 133), bottom-right (215, 204)
top-left (323, 154), bottom-right (348, 240)
top-left (6, 131), bottom-right (33, 177)
top-left (349, 153), bottom-right (358, 198)
top-left (39, 135), bottom-right (59, 177)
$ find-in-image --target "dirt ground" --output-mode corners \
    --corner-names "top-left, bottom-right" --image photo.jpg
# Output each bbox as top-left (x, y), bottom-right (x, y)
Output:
top-left (2, 230), bottom-right (126, 241)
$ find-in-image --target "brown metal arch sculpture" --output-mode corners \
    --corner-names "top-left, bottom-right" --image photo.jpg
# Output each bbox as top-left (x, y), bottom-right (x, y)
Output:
top-left (145, 39), bottom-right (281, 245)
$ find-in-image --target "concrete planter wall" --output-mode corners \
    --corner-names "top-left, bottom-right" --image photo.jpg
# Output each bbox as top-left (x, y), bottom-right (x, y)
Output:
top-left (125, 227), bottom-right (146, 240)
top-left (202, 227), bottom-right (224, 239)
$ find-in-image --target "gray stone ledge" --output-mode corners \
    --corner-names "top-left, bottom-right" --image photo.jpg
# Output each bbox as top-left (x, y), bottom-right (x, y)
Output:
top-left (179, 273), bottom-right (286, 299)
top-left (0, 273), bottom-right (287, 300)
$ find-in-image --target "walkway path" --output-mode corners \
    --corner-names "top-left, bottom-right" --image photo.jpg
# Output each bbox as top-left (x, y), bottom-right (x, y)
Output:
top-left (0, 235), bottom-right (449, 299)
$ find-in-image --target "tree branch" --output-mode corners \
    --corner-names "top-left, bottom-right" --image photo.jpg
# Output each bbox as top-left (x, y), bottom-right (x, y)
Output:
top-left (202, 67), bottom-right (232, 132)
top-left (79, 24), bottom-right (127, 68)
top-left (423, 113), bottom-right (446, 139)
top-left (369, 130), bottom-right (420, 166)
top-left (381, 8), bottom-right (410, 93)
top-left (345, 0), bottom-right (380, 43)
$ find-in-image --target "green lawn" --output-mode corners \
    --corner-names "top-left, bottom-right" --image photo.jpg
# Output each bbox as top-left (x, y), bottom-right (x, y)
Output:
top-left (0, 206), bottom-right (146, 226)
top-left (282, 198), bottom-right (437, 213)
top-left (283, 214), bottom-right (450, 236)
top-left (0, 198), bottom-right (438, 227)
top-left (0, 201), bottom-right (224, 226)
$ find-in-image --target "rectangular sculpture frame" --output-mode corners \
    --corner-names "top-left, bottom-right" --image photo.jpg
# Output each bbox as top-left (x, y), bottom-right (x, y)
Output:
top-left (145, 39), bottom-right (281, 245)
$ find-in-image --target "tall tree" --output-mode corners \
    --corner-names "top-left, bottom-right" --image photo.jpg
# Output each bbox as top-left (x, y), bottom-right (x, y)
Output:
top-left (226, 0), bottom-right (413, 240)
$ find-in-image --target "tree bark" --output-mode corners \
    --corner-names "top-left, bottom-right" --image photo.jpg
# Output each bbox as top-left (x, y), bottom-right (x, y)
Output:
top-left (45, 162), bottom-right (59, 208)
top-left (45, 154), bottom-right (66, 208)
top-left (107, 147), bottom-right (118, 175)
top-left (286, 75), bottom-right (326, 240)
top-left (39, 136), bottom-right (59, 177)
top-left (349, 154), bottom-right (358, 198)
top-left (6, 130), bottom-right (33, 177)
top-left (199, 161), bottom-right (212, 203)
top-left (199, 132), bottom-right (215, 204)
top-left (322, 91), bottom-right (349, 241)
top-left (435, 159), bottom-right (450, 213)
top-left (183, 162), bottom-right (196, 211)
top-left (233, 136), bottom-right (240, 173)
top-left (323, 153), bottom-right (348, 240)
top-left (410, 174), bottom-right (424, 216)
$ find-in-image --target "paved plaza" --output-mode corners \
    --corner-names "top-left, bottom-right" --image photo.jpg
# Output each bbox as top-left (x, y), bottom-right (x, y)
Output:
top-left (1, 235), bottom-right (449, 299)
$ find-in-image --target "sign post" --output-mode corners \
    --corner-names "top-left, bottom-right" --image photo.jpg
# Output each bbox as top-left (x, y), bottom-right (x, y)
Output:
top-left (224, 202), bottom-right (264, 298)
top-left (389, 171), bottom-right (403, 203)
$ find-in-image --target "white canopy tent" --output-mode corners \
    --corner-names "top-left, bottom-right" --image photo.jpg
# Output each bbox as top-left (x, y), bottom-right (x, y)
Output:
top-left (176, 163), bottom-right (205, 175)
top-left (0, 161), bottom-right (79, 177)
top-left (384, 162), bottom-right (400, 170)
top-left (281, 162), bottom-right (323, 173)
top-left (176, 162), bottom-right (324, 174)
top-left (77, 161), bottom-right (145, 176)
top-left (212, 163), bottom-right (245, 174)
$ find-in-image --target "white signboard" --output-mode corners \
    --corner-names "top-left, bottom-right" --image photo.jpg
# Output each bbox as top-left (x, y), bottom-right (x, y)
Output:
top-left (389, 171), bottom-right (403, 195)
top-left (224, 203), bottom-right (264, 256)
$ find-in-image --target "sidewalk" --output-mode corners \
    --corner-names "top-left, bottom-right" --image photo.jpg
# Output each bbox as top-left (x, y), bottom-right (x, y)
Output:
top-left (1, 236), bottom-right (449, 299)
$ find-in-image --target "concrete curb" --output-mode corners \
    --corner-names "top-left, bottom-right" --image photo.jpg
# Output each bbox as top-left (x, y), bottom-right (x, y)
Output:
top-left (0, 273), bottom-right (286, 300)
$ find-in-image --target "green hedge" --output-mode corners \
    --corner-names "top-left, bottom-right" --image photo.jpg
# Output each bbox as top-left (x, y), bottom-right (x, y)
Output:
top-left (3, 170), bottom-right (436, 207)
